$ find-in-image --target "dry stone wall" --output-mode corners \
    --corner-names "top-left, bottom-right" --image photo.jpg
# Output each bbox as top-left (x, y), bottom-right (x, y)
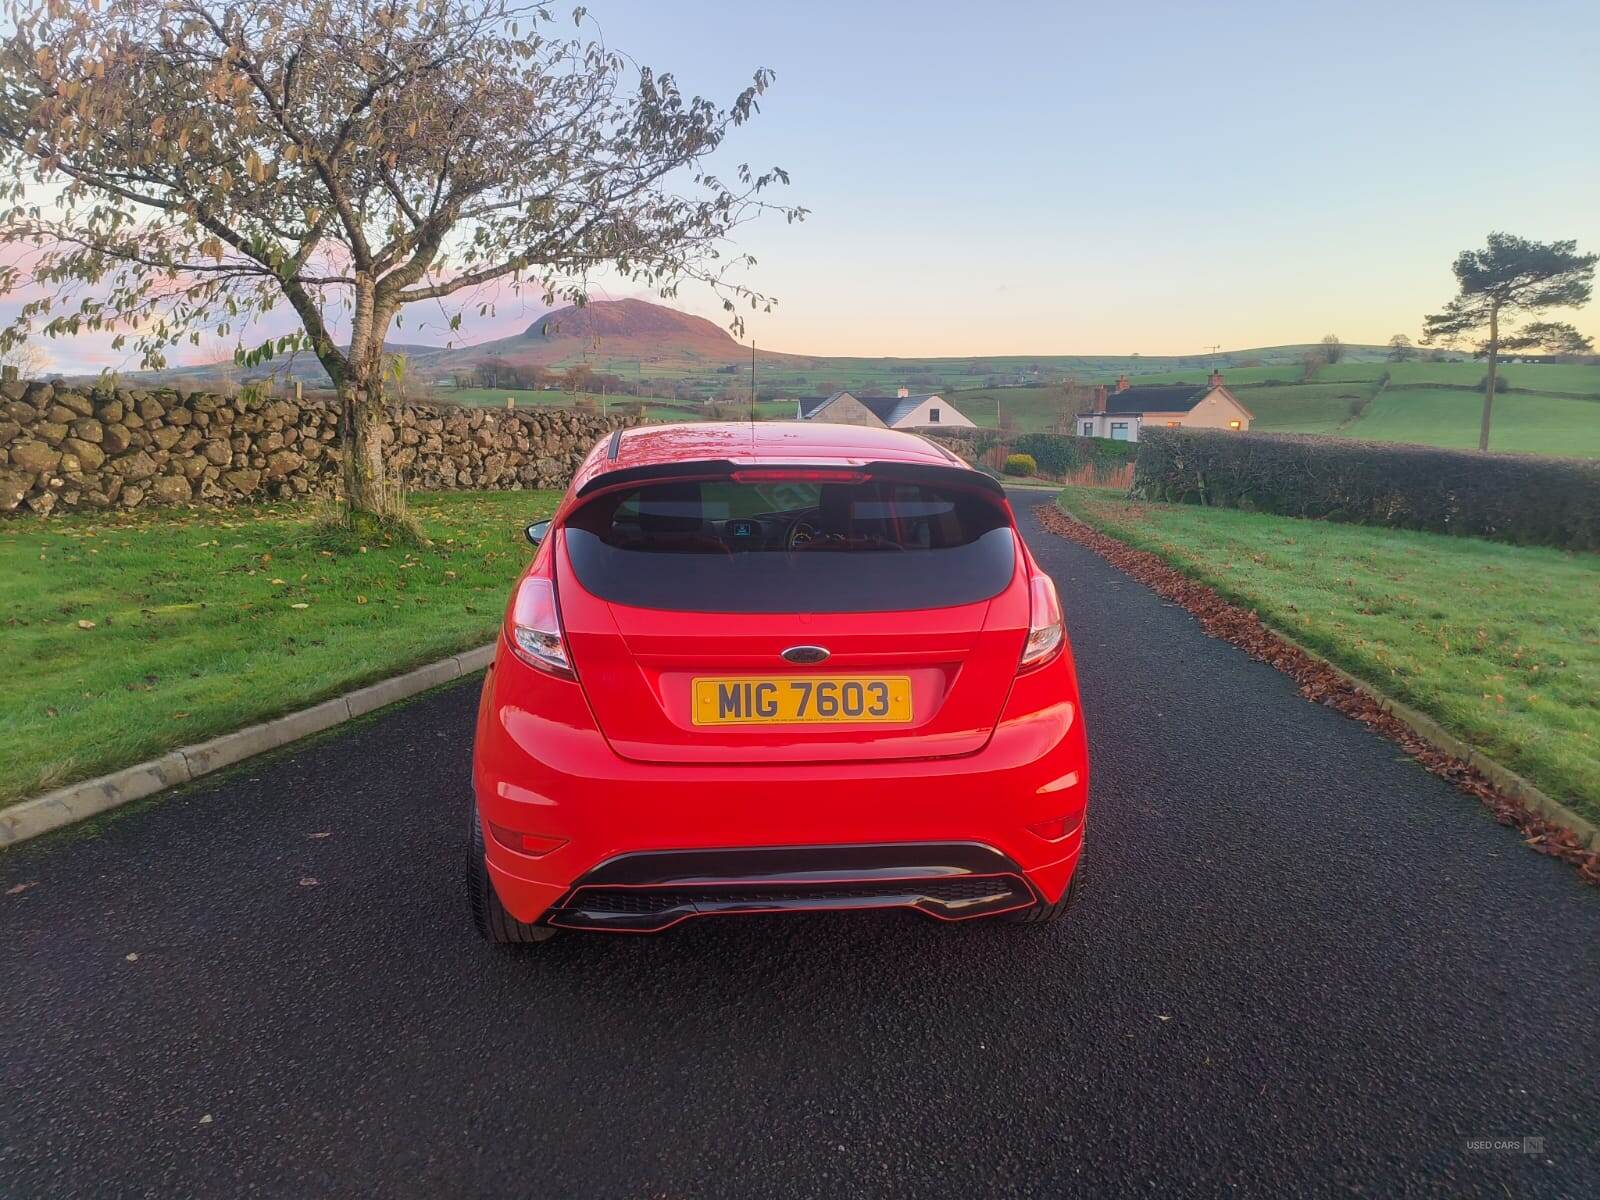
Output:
top-left (0, 379), bottom-right (640, 515)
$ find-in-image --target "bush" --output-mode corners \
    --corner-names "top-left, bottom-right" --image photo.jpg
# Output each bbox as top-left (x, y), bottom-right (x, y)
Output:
top-left (1003, 452), bottom-right (1037, 477)
top-left (1010, 433), bottom-right (1138, 476)
top-left (1476, 374), bottom-right (1513, 395)
top-left (1132, 428), bottom-right (1600, 550)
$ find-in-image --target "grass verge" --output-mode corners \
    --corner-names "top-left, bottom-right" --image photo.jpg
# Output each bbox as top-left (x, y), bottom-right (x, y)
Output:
top-left (1057, 486), bottom-right (1600, 821)
top-left (1, 490), bottom-right (557, 808)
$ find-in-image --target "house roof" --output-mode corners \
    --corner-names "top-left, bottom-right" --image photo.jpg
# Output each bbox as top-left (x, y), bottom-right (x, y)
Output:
top-left (800, 390), bottom-right (943, 426)
top-left (1102, 385), bottom-right (1210, 415)
top-left (857, 394), bottom-right (939, 426)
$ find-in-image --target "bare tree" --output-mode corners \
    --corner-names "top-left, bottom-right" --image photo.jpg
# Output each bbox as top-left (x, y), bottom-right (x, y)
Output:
top-left (1320, 333), bottom-right (1344, 364)
top-left (0, 340), bottom-right (46, 378)
top-left (0, 0), bottom-right (801, 516)
top-left (1386, 333), bottom-right (1415, 362)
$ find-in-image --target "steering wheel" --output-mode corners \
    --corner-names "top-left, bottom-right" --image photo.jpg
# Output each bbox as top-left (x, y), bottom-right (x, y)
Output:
top-left (785, 514), bottom-right (823, 551)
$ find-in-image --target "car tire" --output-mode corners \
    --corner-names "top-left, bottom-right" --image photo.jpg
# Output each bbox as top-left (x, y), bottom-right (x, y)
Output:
top-left (469, 804), bottom-right (558, 945)
top-left (1005, 864), bottom-right (1081, 926)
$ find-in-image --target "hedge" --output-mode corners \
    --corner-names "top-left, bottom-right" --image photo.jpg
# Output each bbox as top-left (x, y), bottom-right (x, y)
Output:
top-left (1010, 433), bottom-right (1138, 477)
top-left (1132, 428), bottom-right (1600, 550)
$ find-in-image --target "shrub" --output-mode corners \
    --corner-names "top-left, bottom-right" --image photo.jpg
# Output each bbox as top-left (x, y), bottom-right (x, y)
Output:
top-left (1004, 452), bottom-right (1037, 477)
top-left (1476, 373), bottom-right (1513, 395)
top-left (1132, 428), bottom-right (1600, 550)
top-left (1010, 433), bottom-right (1137, 476)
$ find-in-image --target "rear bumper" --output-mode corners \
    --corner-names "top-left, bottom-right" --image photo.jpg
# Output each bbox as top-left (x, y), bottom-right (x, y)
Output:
top-left (546, 842), bottom-right (1038, 932)
top-left (472, 635), bottom-right (1089, 927)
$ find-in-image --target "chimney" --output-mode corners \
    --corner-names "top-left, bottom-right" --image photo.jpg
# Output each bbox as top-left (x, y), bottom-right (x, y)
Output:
top-left (1114, 374), bottom-right (1130, 393)
top-left (1093, 384), bottom-right (1108, 413)
top-left (896, 386), bottom-right (909, 398)
top-left (1208, 368), bottom-right (1224, 389)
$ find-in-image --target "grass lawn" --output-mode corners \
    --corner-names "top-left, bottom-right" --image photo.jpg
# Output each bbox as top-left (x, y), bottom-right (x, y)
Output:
top-left (1057, 486), bottom-right (1600, 821)
top-left (1345, 388), bottom-right (1600, 457)
top-left (0, 490), bottom-right (557, 809)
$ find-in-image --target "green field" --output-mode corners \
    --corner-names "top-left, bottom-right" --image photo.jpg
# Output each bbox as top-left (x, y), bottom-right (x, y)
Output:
top-left (422, 343), bottom-right (1408, 403)
top-left (938, 360), bottom-right (1600, 456)
top-left (1058, 486), bottom-right (1600, 821)
top-left (328, 357), bottom-right (1600, 457)
top-left (931, 388), bottom-right (1074, 433)
top-left (1237, 382), bottom-right (1378, 433)
top-left (432, 385), bottom-right (647, 411)
top-left (0, 491), bottom-right (557, 809)
top-left (1384, 360), bottom-right (1600, 395)
top-left (1344, 388), bottom-right (1600, 456)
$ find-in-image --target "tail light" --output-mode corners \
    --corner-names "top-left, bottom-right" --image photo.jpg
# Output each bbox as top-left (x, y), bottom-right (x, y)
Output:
top-left (1019, 573), bottom-right (1064, 672)
top-left (507, 576), bottom-right (574, 678)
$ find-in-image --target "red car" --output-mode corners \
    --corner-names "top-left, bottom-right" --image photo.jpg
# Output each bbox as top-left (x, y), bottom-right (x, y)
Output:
top-left (469, 422), bottom-right (1088, 942)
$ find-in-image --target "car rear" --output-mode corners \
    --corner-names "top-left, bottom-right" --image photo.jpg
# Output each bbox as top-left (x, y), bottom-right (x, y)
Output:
top-left (469, 424), bottom-right (1088, 940)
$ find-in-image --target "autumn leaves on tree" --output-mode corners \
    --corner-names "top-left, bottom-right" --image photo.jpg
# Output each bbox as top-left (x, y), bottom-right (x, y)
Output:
top-left (0, 0), bottom-right (801, 513)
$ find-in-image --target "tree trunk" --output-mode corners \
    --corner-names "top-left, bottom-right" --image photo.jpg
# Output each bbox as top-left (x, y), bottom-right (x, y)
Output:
top-left (339, 367), bottom-right (396, 516)
top-left (337, 280), bottom-right (400, 516)
top-left (1479, 304), bottom-right (1499, 452)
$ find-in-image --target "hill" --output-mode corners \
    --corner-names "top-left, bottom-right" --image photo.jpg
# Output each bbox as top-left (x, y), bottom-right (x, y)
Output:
top-left (64, 296), bottom-right (1596, 456)
top-left (431, 298), bottom-right (775, 373)
top-left (115, 298), bottom-right (1434, 396)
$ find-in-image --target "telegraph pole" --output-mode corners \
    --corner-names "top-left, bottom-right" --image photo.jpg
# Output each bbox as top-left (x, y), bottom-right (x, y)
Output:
top-left (750, 342), bottom-right (757, 420)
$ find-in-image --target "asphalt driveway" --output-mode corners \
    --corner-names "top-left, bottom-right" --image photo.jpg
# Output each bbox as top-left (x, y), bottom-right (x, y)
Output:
top-left (2, 492), bottom-right (1596, 1198)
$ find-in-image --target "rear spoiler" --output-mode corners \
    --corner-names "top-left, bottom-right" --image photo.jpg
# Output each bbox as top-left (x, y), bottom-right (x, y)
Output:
top-left (575, 459), bottom-right (1005, 500)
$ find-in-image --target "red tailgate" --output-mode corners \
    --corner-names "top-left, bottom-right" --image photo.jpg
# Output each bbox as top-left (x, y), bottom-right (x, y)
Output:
top-left (556, 538), bottom-right (1030, 765)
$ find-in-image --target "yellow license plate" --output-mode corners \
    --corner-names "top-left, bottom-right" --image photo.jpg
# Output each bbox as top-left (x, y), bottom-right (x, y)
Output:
top-left (691, 676), bottom-right (913, 726)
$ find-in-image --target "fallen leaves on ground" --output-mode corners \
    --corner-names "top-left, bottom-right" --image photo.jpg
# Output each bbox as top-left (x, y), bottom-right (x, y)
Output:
top-left (1034, 503), bottom-right (1600, 888)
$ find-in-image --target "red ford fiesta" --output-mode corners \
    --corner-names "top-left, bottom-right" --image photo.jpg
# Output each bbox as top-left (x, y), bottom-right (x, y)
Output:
top-left (469, 422), bottom-right (1088, 942)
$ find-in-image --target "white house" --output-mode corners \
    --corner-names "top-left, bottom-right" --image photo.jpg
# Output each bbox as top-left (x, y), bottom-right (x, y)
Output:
top-left (795, 388), bottom-right (976, 430)
top-left (1075, 371), bottom-right (1254, 442)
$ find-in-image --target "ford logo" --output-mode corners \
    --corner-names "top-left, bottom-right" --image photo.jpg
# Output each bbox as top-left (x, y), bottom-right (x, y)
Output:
top-left (781, 645), bottom-right (831, 665)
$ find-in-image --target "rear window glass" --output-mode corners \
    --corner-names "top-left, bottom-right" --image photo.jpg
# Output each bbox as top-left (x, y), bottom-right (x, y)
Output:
top-left (563, 478), bottom-right (1016, 613)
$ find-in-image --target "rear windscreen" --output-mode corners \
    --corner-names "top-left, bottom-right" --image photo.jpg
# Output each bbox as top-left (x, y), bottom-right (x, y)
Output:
top-left (563, 478), bottom-right (1016, 613)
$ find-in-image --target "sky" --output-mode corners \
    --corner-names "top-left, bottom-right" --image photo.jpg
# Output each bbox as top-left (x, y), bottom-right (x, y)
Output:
top-left (13, 0), bottom-right (1600, 368)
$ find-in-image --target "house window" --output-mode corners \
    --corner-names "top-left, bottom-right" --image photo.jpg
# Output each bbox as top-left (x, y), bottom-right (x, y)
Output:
top-left (928, 407), bottom-right (940, 423)
top-left (1081, 422), bottom-right (1093, 437)
top-left (1228, 420), bottom-right (1242, 429)
top-left (1110, 422), bottom-right (1131, 441)
top-left (1167, 420), bottom-right (1181, 427)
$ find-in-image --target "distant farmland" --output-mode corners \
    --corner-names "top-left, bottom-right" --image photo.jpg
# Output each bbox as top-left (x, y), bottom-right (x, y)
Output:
top-left (426, 360), bottom-right (1600, 457)
top-left (941, 360), bottom-right (1600, 455)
